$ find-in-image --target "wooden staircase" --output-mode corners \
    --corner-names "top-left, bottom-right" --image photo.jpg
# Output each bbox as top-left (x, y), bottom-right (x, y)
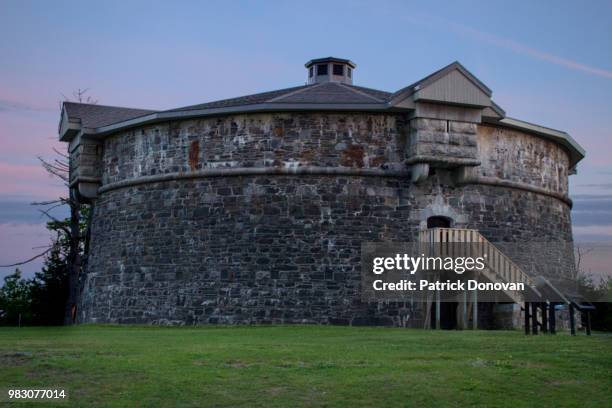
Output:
top-left (418, 227), bottom-right (539, 304)
top-left (417, 228), bottom-right (592, 335)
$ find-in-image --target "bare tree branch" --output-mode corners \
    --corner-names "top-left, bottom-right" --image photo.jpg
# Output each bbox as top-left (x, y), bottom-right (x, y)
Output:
top-left (0, 247), bottom-right (52, 268)
top-left (575, 244), bottom-right (595, 279)
top-left (52, 147), bottom-right (69, 159)
top-left (72, 88), bottom-right (98, 104)
top-left (38, 155), bottom-right (69, 182)
top-left (31, 198), bottom-right (66, 206)
top-left (37, 202), bottom-right (66, 213)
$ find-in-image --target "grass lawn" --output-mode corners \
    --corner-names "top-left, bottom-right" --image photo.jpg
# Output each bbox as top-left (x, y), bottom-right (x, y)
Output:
top-left (0, 326), bottom-right (610, 407)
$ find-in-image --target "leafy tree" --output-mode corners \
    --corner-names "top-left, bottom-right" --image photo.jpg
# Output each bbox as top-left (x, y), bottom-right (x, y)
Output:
top-left (0, 204), bottom-right (90, 326)
top-left (0, 269), bottom-right (33, 326)
top-left (577, 274), bottom-right (612, 331)
top-left (30, 235), bottom-right (69, 325)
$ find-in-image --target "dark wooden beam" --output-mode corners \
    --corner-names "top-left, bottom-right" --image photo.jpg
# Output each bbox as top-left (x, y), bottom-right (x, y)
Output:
top-left (569, 303), bottom-right (576, 336)
top-left (435, 290), bottom-right (441, 330)
top-left (541, 302), bottom-right (548, 334)
top-left (549, 303), bottom-right (556, 335)
top-left (524, 302), bottom-right (530, 335)
top-left (532, 303), bottom-right (539, 335)
top-left (472, 290), bottom-right (478, 330)
top-left (585, 311), bottom-right (592, 336)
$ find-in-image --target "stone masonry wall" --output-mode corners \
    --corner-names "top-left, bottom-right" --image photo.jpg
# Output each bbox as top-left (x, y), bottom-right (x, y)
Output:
top-left (81, 175), bottom-right (572, 325)
top-left (69, 140), bottom-right (103, 184)
top-left (478, 124), bottom-right (570, 196)
top-left (79, 112), bottom-right (575, 325)
top-left (100, 113), bottom-right (568, 194)
top-left (407, 118), bottom-right (478, 164)
top-left (102, 113), bottom-right (408, 185)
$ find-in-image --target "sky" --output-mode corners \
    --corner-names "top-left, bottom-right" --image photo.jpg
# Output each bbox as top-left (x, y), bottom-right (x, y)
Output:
top-left (1, 0), bottom-right (611, 279)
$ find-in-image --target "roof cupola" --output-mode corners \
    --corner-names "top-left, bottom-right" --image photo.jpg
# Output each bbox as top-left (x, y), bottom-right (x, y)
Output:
top-left (305, 57), bottom-right (356, 85)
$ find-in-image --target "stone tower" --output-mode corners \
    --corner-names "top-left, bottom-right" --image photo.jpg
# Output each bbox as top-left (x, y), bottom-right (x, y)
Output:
top-left (59, 58), bottom-right (584, 326)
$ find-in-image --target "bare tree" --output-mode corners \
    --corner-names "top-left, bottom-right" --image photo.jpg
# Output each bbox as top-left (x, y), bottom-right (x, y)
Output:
top-left (59, 88), bottom-right (98, 107)
top-left (575, 243), bottom-right (594, 280)
top-left (1, 89), bottom-right (95, 325)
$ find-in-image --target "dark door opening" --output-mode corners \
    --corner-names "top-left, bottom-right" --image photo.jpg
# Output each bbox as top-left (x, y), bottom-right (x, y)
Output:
top-left (427, 216), bottom-right (451, 229)
top-left (426, 216), bottom-right (455, 329)
top-left (440, 302), bottom-right (458, 329)
top-left (430, 301), bottom-right (458, 329)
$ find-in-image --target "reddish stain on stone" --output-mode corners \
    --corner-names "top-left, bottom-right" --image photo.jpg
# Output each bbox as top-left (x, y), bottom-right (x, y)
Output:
top-left (273, 127), bottom-right (284, 137)
top-left (370, 155), bottom-right (386, 167)
top-left (299, 149), bottom-right (316, 162)
top-left (188, 140), bottom-right (199, 171)
top-left (341, 145), bottom-right (365, 168)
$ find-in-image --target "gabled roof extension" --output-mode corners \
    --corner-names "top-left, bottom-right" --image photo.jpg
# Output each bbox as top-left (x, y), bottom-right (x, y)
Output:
top-left (390, 61), bottom-right (492, 100)
top-left (388, 61), bottom-right (493, 108)
top-left (60, 102), bottom-right (158, 142)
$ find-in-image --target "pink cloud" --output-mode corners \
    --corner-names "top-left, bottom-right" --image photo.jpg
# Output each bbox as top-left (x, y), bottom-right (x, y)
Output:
top-left (0, 112), bottom-right (62, 158)
top-left (0, 79), bottom-right (65, 113)
top-left (0, 103), bottom-right (66, 200)
top-left (574, 225), bottom-right (612, 237)
top-left (0, 162), bottom-right (45, 177)
top-left (0, 162), bottom-right (65, 200)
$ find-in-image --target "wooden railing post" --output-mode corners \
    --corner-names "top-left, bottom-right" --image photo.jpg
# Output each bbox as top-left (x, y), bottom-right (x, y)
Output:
top-left (541, 302), bottom-right (548, 334)
top-left (585, 311), bottom-right (592, 336)
top-left (435, 289), bottom-right (441, 330)
top-left (569, 303), bottom-right (576, 336)
top-left (461, 290), bottom-right (468, 330)
top-left (549, 303), bottom-right (556, 335)
top-left (472, 289), bottom-right (478, 330)
top-left (532, 303), bottom-right (539, 335)
top-left (524, 302), bottom-right (531, 335)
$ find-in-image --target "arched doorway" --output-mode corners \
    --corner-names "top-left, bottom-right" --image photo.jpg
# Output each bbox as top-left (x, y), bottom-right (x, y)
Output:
top-left (426, 215), bottom-right (457, 329)
top-left (427, 216), bottom-right (451, 229)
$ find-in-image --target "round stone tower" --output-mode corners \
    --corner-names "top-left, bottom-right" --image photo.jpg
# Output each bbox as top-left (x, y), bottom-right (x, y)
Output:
top-left (59, 58), bottom-right (584, 326)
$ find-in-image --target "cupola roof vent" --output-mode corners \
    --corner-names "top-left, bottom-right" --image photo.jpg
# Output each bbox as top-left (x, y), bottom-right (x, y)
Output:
top-left (305, 57), bottom-right (356, 85)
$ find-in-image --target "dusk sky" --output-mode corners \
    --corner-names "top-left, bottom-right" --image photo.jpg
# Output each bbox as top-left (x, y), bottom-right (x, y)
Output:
top-left (1, 0), bottom-right (611, 279)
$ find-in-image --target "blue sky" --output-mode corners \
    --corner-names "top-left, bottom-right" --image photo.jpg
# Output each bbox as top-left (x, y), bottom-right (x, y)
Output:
top-left (1, 0), bottom-right (611, 278)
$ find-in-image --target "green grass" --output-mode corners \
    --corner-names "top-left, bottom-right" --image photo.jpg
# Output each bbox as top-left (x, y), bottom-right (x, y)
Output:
top-left (0, 326), bottom-right (610, 407)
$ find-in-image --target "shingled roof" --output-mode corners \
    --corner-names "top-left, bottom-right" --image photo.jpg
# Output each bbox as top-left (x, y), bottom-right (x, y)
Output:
top-left (57, 59), bottom-right (584, 166)
top-left (60, 82), bottom-right (392, 135)
top-left (165, 82), bottom-right (392, 113)
top-left (62, 102), bottom-right (157, 129)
